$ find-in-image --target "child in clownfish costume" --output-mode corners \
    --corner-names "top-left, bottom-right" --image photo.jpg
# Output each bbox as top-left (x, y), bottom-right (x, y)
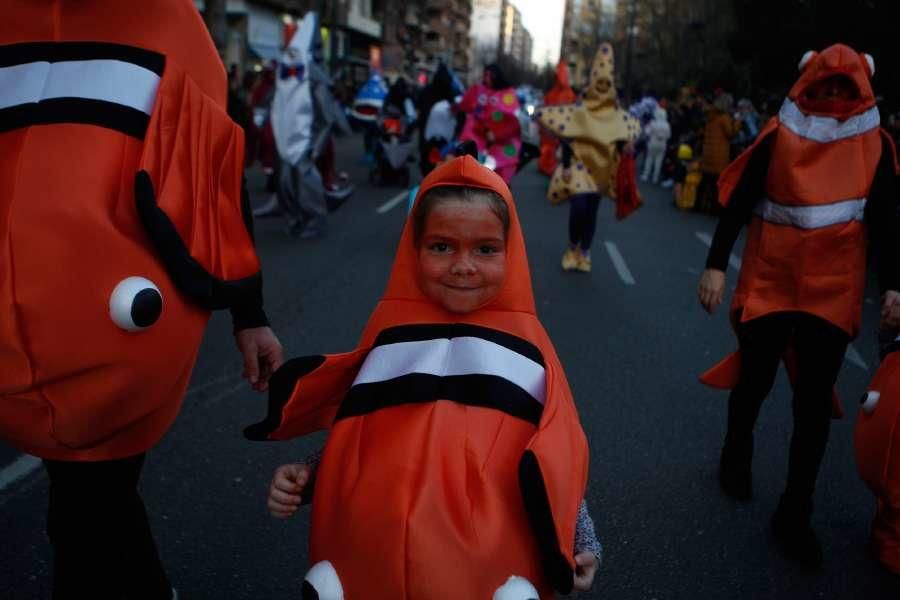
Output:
top-left (697, 44), bottom-right (900, 568)
top-left (856, 335), bottom-right (900, 574)
top-left (248, 156), bottom-right (599, 599)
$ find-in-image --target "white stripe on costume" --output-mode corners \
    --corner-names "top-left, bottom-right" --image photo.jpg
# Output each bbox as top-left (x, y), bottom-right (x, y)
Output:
top-left (0, 60), bottom-right (160, 114)
top-left (778, 98), bottom-right (879, 143)
top-left (353, 337), bottom-right (546, 405)
top-left (754, 197), bottom-right (866, 229)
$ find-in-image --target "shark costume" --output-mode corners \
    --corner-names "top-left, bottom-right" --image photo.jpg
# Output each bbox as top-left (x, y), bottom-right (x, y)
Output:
top-left (248, 156), bottom-right (589, 599)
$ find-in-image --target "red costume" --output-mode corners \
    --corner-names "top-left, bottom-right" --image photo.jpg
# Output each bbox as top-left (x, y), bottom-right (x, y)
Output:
top-left (856, 341), bottom-right (900, 574)
top-left (538, 61), bottom-right (576, 176)
top-left (701, 44), bottom-right (898, 413)
top-left (247, 156), bottom-right (589, 599)
top-left (0, 0), bottom-right (261, 461)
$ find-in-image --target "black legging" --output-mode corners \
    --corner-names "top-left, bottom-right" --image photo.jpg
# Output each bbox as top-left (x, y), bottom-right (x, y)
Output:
top-left (44, 454), bottom-right (172, 600)
top-left (568, 193), bottom-right (602, 251)
top-left (726, 311), bottom-right (849, 501)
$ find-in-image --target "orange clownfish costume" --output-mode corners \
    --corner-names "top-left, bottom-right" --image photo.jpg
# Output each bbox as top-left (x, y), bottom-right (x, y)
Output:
top-left (0, 0), bottom-right (260, 460)
top-left (855, 339), bottom-right (900, 574)
top-left (246, 156), bottom-right (589, 599)
top-left (538, 61), bottom-right (577, 176)
top-left (700, 44), bottom-right (899, 413)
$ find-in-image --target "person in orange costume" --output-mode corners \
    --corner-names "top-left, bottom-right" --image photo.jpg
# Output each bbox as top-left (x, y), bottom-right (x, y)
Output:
top-left (697, 44), bottom-right (900, 568)
top-left (246, 156), bottom-right (595, 599)
top-left (0, 1), bottom-right (283, 598)
top-left (856, 337), bottom-right (900, 575)
top-left (538, 61), bottom-right (577, 176)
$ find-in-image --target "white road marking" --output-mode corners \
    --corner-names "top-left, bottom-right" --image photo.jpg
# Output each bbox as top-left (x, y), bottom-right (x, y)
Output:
top-left (376, 189), bottom-right (409, 214)
top-left (0, 454), bottom-right (41, 491)
top-left (845, 344), bottom-right (869, 371)
top-left (695, 231), bottom-right (741, 270)
top-left (603, 241), bottom-right (636, 285)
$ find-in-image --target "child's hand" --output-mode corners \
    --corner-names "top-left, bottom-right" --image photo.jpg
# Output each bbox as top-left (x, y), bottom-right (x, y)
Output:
top-left (267, 463), bottom-right (311, 519)
top-left (572, 552), bottom-right (598, 592)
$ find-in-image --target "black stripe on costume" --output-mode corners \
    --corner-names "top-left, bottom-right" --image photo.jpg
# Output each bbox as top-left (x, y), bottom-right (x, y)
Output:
top-left (0, 41), bottom-right (164, 74)
top-left (0, 98), bottom-right (150, 139)
top-left (335, 372), bottom-right (544, 425)
top-left (519, 450), bottom-right (575, 595)
top-left (372, 323), bottom-right (545, 367)
top-left (244, 355), bottom-right (327, 441)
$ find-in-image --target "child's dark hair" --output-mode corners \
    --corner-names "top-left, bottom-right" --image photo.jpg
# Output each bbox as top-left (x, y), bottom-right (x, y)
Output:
top-left (412, 186), bottom-right (510, 244)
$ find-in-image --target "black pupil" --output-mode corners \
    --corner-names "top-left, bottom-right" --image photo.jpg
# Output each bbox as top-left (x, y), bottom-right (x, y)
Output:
top-left (131, 288), bottom-right (162, 328)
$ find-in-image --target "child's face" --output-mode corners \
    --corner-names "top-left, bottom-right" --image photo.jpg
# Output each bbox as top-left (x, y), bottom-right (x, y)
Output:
top-left (416, 200), bottom-right (506, 314)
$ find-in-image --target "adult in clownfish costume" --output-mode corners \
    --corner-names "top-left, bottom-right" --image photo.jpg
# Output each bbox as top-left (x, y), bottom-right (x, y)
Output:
top-left (697, 44), bottom-right (900, 567)
top-left (247, 156), bottom-right (598, 598)
top-left (538, 61), bottom-right (577, 176)
top-left (855, 334), bottom-right (900, 574)
top-left (536, 43), bottom-right (641, 274)
top-left (0, 1), bottom-right (283, 597)
top-left (458, 64), bottom-right (523, 183)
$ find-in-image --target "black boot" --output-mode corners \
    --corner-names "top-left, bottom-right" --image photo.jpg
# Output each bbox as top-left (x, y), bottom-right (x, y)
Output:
top-left (718, 434), bottom-right (753, 502)
top-left (771, 493), bottom-right (823, 568)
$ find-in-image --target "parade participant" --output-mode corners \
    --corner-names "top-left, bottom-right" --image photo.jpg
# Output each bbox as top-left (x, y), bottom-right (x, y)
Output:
top-left (538, 60), bottom-right (577, 176)
top-left (640, 106), bottom-right (671, 184)
top-left (696, 92), bottom-right (741, 213)
top-left (272, 12), bottom-right (351, 238)
top-left (537, 43), bottom-right (641, 273)
top-left (350, 70), bottom-right (388, 165)
top-left (856, 336), bottom-right (900, 574)
top-left (0, 1), bottom-right (283, 597)
top-left (458, 63), bottom-right (522, 183)
top-left (417, 62), bottom-right (464, 176)
top-left (697, 44), bottom-right (900, 567)
top-left (247, 156), bottom-right (598, 598)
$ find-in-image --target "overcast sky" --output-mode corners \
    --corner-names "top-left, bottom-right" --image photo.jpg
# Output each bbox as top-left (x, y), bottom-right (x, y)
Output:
top-left (509, 0), bottom-right (565, 66)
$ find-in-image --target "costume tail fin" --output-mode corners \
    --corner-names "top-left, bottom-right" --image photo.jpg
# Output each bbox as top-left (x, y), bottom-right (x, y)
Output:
top-left (700, 349), bottom-right (842, 418)
top-left (244, 349), bottom-right (369, 441)
top-left (854, 350), bottom-right (900, 501)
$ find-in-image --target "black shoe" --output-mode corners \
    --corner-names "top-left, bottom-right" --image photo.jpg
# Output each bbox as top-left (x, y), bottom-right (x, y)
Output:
top-left (771, 494), bottom-right (823, 568)
top-left (718, 434), bottom-right (753, 502)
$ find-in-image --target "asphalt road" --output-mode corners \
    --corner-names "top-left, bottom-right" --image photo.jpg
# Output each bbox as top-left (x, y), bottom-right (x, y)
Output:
top-left (2, 134), bottom-right (898, 599)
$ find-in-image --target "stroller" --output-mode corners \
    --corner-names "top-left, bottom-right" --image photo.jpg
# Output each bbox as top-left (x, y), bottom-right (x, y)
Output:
top-left (370, 108), bottom-right (415, 187)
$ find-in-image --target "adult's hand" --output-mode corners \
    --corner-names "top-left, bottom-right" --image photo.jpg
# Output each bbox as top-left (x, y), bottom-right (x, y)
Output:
top-left (698, 268), bottom-right (726, 314)
top-left (235, 326), bottom-right (284, 392)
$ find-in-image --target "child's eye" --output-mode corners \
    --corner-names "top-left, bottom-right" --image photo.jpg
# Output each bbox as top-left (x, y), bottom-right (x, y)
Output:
top-left (476, 245), bottom-right (501, 255)
top-left (429, 242), bottom-right (450, 253)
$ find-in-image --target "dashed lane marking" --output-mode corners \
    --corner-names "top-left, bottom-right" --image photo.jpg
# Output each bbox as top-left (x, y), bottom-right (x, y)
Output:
top-left (603, 241), bottom-right (636, 285)
top-left (376, 189), bottom-right (409, 214)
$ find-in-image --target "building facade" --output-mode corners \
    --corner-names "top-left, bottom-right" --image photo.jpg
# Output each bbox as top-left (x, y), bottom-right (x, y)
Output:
top-left (470, 0), bottom-right (533, 83)
top-left (559, 0), bottom-right (616, 88)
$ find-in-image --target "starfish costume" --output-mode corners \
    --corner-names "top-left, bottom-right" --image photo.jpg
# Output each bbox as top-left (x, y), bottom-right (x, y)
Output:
top-left (537, 43), bottom-right (641, 217)
top-left (247, 156), bottom-right (589, 599)
top-left (0, 0), bottom-right (261, 460)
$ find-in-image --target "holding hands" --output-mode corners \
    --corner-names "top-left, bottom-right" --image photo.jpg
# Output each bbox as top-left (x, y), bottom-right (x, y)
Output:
top-left (698, 268), bottom-right (726, 314)
top-left (267, 463), bottom-right (311, 519)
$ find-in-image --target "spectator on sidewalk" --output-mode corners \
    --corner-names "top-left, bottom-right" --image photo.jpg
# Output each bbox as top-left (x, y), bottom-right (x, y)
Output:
top-left (696, 92), bottom-right (741, 213)
top-left (641, 106), bottom-right (671, 184)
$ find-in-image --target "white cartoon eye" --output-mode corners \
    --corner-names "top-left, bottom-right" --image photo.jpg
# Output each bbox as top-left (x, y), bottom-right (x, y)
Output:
top-left (798, 50), bottom-right (816, 71)
top-left (861, 391), bottom-right (880, 415)
top-left (109, 276), bottom-right (163, 332)
top-left (493, 575), bottom-right (539, 600)
top-left (484, 154), bottom-right (498, 171)
top-left (863, 53), bottom-right (875, 76)
top-left (303, 561), bottom-right (343, 600)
